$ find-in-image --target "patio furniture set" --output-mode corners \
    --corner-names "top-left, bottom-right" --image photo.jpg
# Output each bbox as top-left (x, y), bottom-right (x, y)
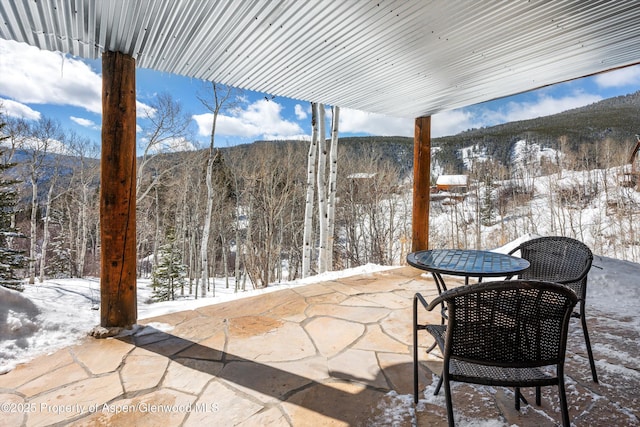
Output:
top-left (408, 236), bottom-right (596, 427)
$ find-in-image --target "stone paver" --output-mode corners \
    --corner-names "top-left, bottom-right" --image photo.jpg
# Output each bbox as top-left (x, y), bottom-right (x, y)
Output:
top-left (70, 337), bottom-right (132, 375)
top-left (17, 362), bottom-right (89, 397)
top-left (304, 316), bottom-right (364, 357)
top-left (184, 381), bottom-right (262, 427)
top-left (162, 361), bottom-right (214, 394)
top-left (0, 266), bottom-right (636, 426)
top-left (0, 350), bottom-right (75, 389)
top-left (120, 348), bottom-right (170, 393)
top-left (27, 373), bottom-right (122, 426)
top-left (226, 318), bottom-right (316, 362)
top-left (68, 389), bottom-right (195, 427)
top-left (353, 323), bottom-right (408, 353)
top-left (329, 348), bottom-right (389, 389)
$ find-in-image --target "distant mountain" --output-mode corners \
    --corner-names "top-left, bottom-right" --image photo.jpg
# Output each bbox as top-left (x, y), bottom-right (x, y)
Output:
top-left (248, 136), bottom-right (416, 176)
top-left (432, 91), bottom-right (640, 172)
top-left (247, 91), bottom-right (640, 176)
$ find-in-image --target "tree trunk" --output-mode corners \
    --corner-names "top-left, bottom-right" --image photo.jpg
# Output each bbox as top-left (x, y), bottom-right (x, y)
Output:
top-left (198, 82), bottom-right (236, 296)
top-left (39, 176), bottom-right (57, 282)
top-left (326, 106), bottom-right (340, 271)
top-left (201, 150), bottom-right (215, 297)
top-left (316, 104), bottom-right (328, 274)
top-left (302, 102), bottom-right (319, 278)
top-left (234, 180), bottom-right (242, 292)
top-left (29, 176), bottom-right (37, 284)
top-left (78, 185), bottom-right (89, 277)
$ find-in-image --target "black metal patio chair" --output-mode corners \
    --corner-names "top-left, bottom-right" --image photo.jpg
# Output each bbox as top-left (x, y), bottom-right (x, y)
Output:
top-left (508, 236), bottom-right (598, 383)
top-left (413, 280), bottom-right (578, 427)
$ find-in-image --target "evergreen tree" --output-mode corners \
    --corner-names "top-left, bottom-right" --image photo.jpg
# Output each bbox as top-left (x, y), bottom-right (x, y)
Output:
top-left (151, 230), bottom-right (186, 302)
top-left (0, 119), bottom-right (27, 291)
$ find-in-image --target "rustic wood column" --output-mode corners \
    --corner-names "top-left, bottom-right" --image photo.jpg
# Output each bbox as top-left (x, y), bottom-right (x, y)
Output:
top-left (100, 51), bottom-right (137, 328)
top-left (412, 116), bottom-right (431, 251)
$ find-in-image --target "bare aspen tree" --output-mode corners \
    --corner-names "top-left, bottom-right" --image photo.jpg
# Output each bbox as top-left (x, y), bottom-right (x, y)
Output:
top-left (225, 151), bottom-right (246, 291)
top-left (316, 105), bottom-right (328, 274)
top-left (136, 93), bottom-right (191, 204)
top-left (2, 117), bottom-right (28, 165)
top-left (302, 102), bottom-right (319, 278)
top-left (325, 106), bottom-right (340, 271)
top-left (59, 134), bottom-right (100, 277)
top-left (39, 156), bottom-right (60, 282)
top-left (197, 82), bottom-right (238, 297)
top-left (25, 118), bottom-right (62, 284)
top-left (135, 93), bottom-right (192, 282)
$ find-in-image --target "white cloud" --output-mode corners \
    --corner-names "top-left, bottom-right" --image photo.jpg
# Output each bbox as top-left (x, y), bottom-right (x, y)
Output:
top-left (432, 109), bottom-right (481, 137)
top-left (294, 104), bottom-right (308, 120)
top-left (0, 98), bottom-right (41, 120)
top-left (336, 90), bottom-right (603, 139)
top-left (137, 101), bottom-right (157, 119)
top-left (147, 137), bottom-right (198, 154)
top-left (0, 39), bottom-right (102, 114)
top-left (193, 98), bottom-right (305, 140)
top-left (594, 65), bottom-right (640, 88)
top-left (481, 92), bottom-right (602, 124)
top-left (70, 116), bottom-right (98, 129)
top-left (20, 136), bottom-right (70, 156)
top-left (338, 108), bottom-right (480, 138)
top-left (0, 39), bottom-right (153, 118)
top-left (339, 109), bottom-right (413, 137)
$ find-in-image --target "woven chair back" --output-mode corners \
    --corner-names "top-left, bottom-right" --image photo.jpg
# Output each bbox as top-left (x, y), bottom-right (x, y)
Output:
top-left (445, 280), bottom-right (578, 366)
top-left (513, 237), bottom-right (592, 298)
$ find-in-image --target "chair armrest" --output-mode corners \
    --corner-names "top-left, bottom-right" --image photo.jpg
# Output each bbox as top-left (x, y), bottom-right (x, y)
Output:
top-left (415, 292), bottom-right (430, 310)
top-left (415, 292), bottom-right (448, 322)
top-left (425, 292), bottom-right (449, 311)
top-left (416, 292), bottom-right (450, 312)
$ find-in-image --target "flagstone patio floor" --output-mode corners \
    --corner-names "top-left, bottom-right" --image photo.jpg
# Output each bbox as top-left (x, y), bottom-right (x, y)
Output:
top-left (1, 266), bottom-right (638, 426)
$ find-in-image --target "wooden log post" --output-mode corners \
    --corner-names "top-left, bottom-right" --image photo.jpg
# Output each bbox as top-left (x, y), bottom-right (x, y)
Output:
top-left (412, 116), bottom-right (431, 252)
top-left (100, 51), bottom-right (137, 329)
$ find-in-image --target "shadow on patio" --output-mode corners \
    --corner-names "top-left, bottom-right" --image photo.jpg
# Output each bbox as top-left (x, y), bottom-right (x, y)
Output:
top-left (0, 266), bottom-right (637, 426)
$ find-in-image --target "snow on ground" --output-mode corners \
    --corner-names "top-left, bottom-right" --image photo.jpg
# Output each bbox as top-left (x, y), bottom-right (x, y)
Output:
top-left (0, 263), bottom-right (396, 374)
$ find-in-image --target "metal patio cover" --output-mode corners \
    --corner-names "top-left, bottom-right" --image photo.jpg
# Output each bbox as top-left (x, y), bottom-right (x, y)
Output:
top-left (1, 0), bottom-right (640, 118)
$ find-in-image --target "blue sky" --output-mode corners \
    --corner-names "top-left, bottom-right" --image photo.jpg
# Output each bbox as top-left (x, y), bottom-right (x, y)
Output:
top-left (1, 38), bottom-right (640, 150)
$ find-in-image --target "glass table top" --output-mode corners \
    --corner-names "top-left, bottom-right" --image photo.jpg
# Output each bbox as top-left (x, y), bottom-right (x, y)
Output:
top-left (407, 249), bottom-right (530, 277)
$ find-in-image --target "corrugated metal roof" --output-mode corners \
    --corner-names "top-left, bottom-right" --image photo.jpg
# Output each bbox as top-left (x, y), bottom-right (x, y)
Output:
top-left (1, 0), bottom-right (640, 118)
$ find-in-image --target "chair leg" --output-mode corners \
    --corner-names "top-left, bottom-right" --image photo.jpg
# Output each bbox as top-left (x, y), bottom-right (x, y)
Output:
top-left (443, 373), bottom-right (455, 427)
top-left (557, 378), bottom-right (571, 427)
top-left (535, 386), bottom-right (541, 406)
top-left (580, 308), bottom-right (598, 383)
top-left (434, 375), bottom-right (443, 395)
top-left (413, 339), bottom-right (419, 403)
top-left (514, 387), bottom-right (530, 410)
top-left (413, 298), bottom-right (419, 404)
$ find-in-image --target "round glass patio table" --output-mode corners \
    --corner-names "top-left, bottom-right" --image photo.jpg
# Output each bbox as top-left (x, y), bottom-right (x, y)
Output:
top-left (407, 249), bottom-right (530, 295)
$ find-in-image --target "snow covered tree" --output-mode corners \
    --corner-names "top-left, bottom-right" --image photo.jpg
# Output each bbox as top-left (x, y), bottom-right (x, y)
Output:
top-left (151, 230), bottom-right (187, 302)
top-left (0, 118), bottom-right (27, 291)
